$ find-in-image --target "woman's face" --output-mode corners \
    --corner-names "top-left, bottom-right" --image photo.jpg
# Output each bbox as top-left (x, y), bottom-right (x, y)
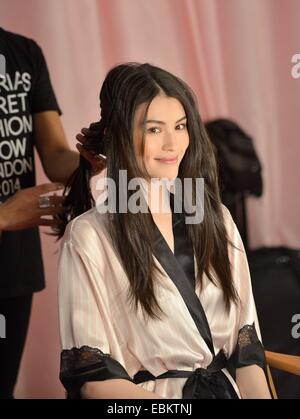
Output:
top-left (133, 95), bottom-right (189, 181)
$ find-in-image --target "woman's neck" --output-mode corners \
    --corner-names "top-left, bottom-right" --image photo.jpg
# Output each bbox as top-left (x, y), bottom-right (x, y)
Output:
top-left (145, 179), bottom-right (172, 215)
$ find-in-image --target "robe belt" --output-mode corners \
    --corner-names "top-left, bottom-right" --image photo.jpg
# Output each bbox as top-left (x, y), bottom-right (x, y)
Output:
top-left (133, 350), bottom-right (237, 399)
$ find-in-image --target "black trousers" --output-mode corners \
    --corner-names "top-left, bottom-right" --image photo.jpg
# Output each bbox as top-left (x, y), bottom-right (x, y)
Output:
top-left (0, 295), bottom-right (33, 399)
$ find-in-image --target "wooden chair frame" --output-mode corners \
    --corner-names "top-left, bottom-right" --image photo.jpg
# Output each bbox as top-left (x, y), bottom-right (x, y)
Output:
top-left (265, 351), bottom-right (300, 399)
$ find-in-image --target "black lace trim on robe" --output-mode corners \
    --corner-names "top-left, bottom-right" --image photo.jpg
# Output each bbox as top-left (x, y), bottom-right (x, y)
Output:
top-left (60, 346), bottom-right (133, 399)
top-left (227, 323), bottom-right (267, 380)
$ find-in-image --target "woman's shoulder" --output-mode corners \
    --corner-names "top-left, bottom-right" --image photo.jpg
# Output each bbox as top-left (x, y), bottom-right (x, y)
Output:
top-left (220, 203), bottom-right (232, 222)
top-left (62, 207), bottom-right (108, 247)
top-left (220, 204), bottom-right (237, 234)
top-left (221, 203), bottom-right (247, 261)
top-left (220, 203), bottom-right (245, 250)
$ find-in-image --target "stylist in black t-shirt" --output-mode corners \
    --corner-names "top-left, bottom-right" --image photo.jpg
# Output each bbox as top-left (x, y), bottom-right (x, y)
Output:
top-left (0, 27), bottom-right (105, 399)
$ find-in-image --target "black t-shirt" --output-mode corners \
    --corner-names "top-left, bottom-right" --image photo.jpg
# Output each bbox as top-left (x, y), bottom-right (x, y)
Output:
top-left (0, 28), bottom-right (61, 298)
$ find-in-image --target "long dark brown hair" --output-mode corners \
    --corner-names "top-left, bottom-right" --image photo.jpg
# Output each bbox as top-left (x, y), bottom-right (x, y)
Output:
top-left (57, 62), bottom-right (238, 321)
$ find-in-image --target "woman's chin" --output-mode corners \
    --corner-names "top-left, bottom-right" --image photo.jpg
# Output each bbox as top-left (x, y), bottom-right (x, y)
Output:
top-left (149, 169), bottom-right (179, 181)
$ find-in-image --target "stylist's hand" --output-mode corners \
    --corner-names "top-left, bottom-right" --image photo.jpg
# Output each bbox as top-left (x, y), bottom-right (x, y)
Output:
top-left (0, 183), bottom-right (66, 231)
top-left (76, 122), bottom-right (107, 176)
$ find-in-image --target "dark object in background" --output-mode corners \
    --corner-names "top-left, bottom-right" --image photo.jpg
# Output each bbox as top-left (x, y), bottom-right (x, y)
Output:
top-left (248, 247), bottom-right (300, 399)
top-left (205, 118), bottom-right (300, 398)
top-left (205, 118), bottom-right (263, 251)
top-left (205, 118), bottom-right (263, 196)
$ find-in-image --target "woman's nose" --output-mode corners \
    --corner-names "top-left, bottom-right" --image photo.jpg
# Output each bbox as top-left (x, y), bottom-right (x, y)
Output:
top-left (162, 131), bottom-right (178, 151)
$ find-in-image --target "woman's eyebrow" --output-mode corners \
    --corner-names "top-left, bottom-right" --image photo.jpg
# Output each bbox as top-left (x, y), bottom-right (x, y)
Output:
top-left (145, 115), bottom-right (187, 125)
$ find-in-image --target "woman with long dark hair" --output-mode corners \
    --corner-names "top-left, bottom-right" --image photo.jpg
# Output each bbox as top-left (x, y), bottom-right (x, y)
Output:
top-left (57, 63), bottom-right (271, 399)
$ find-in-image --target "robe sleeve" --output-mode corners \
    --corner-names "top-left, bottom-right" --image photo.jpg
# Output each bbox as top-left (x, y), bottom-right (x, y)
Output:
top-left (58, 222), bottom-right (133, 399)
top-left (221, 206), bottom-right (267, 379)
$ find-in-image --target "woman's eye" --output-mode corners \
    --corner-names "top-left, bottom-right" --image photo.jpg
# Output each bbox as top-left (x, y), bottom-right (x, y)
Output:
top-left (176, 123), bottom-right (187, 130)
top-left (148, 127), bottom-right (161, 134)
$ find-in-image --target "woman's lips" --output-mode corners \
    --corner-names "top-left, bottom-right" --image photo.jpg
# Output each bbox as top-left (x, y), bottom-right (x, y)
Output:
top-left (155, 156), bottom-right (178, 164)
